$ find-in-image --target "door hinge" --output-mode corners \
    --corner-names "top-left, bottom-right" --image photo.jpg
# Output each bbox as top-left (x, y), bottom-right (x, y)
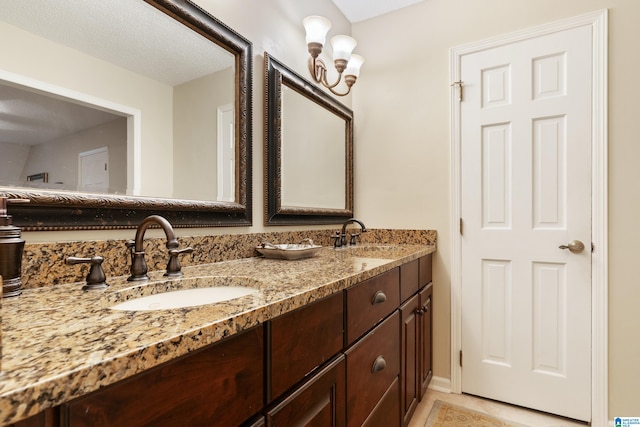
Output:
top-left (451, 81), bottom-right (464, 102)
top-left (459, 350), bottom-right (463, 367)
top-left (459, 218), bottom-right (463, 236)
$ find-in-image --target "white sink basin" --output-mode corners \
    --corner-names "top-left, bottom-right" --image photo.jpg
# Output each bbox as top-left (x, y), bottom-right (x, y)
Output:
top-left (110, 286), bottom-right (259, 311)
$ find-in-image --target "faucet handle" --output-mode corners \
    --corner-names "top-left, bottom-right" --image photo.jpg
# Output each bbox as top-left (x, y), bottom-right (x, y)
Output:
top-left (349, 232), bottom-right (361, 246)
top-left (165, 246), bottom-right (194, 277)
top-left (331, 231), bottom-right (342, 248)
top-left (66, 256), bottom-right (109, 290)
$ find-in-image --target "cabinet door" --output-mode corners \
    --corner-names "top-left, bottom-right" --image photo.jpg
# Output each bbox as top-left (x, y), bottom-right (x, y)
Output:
top-left (399, 294), bottom-right (420, 426)
top-left (65, 326), bottom-right (264, 427)
top-left (269, 292), bottom-right (344, 401)
top-left (345, 311), bottom-right (400, 427)
top-left (266, 356), bottom-right (345, 427)
top-left (419, 283), bottom-right (433, 398)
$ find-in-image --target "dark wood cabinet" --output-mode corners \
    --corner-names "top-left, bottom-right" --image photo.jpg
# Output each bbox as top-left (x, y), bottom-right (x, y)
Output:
top-left (419, 282), bottom-right (433, 398)
top-left (345, 311), bottom-right (400, 427)
top-left (243, 417), bottom-right (266, 427)
top-left (64, 325), bottom-right (264, 427)
top-left (345, 268), bottom-right (399, 345)
top-left (9, 409), bottom-right (58, 427)
top-left (419, 254), bottom-right (432, 287)
top-left (266, 355), bottom-right (345, 427)
top-left (400, 255), bottom-right (433, 426)
top-left (269, 292), bottom-right (344, 401)
top-left (399, 259), bottom-right (419, 303)
top-left (361, 378), bottom-right (400, 427)
top-left (400, 294), bottom-right (420, 426)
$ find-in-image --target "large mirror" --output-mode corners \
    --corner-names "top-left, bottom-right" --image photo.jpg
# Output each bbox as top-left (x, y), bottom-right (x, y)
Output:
top-left (0, 0), bottom-right (252, 230)
top-left (264, 53), bottom-right (353, 225)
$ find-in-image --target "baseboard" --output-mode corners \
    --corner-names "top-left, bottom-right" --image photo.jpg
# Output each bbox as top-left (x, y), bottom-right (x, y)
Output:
top-left (427, 376), bottom-right (451, 393)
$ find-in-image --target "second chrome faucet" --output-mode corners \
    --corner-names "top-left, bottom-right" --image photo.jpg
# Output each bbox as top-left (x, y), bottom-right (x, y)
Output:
top-left (127, 215), bottom-right (193, 281)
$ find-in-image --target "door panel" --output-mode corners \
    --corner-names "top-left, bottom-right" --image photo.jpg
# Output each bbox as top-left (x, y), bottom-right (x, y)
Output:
top-left (460, 25), bottom-right (592, 421)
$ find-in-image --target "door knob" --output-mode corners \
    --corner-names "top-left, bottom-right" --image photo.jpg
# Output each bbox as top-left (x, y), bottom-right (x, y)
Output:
top-left (559, 240), bottom-right (585, 254)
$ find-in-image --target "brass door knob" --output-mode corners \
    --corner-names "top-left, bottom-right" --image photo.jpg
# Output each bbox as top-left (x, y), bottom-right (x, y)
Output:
top-left (559, 240), bottom-right (585, 254)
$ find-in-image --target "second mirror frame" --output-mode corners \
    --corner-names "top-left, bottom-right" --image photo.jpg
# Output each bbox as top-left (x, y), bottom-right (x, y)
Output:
top-left (264, 53), bottom-right (354, 225)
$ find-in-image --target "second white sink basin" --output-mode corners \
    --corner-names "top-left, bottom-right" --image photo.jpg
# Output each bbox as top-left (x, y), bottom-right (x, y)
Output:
top-left (110, 286), bottom-right (259, 311)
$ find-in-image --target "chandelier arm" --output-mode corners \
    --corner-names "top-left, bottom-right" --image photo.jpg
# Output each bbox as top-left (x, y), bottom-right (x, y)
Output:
top-left (327, 84), bottom-right (352, 97)
top-left (320, 70), bottom-right (345, 90)
top-left (308, 57), bottom-right (325, 83)
top-left (307, 55), bottom-right (354, 96)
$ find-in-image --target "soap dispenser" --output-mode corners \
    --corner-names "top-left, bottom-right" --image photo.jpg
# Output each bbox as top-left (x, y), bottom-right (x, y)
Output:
top-left (0, 197), bottom-right (26, 297)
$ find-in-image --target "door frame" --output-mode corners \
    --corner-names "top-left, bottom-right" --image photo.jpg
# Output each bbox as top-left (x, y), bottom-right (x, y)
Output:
top-left (449, 10), bottom-right (608, 425)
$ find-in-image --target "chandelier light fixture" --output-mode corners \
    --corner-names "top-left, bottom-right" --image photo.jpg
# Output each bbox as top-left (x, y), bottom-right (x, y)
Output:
top-left (303, 16), bottom-right (364, 96)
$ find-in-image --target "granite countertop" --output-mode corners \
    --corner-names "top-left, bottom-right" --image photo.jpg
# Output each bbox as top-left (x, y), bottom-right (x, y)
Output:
top-left (0, 243), bottom-right (435, 425)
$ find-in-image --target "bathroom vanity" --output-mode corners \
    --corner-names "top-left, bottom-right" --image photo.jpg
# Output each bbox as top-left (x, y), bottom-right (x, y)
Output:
top-left (2, 244), bottom-right (434, 427)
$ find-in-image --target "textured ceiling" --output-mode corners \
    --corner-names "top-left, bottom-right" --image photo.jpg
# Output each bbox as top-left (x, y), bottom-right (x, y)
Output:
top-left (331, 0), bottom-right (425, 23)
top-left (0, 0), bottom-right (234, 86)
top-left (0, 0), bottom-right (235, 146)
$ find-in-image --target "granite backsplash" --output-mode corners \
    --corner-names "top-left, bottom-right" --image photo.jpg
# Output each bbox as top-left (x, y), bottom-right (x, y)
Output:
top-left (21, 228), bottom-right (436, 289)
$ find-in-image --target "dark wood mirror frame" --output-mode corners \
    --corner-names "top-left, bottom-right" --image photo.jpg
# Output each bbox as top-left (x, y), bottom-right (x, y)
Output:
top-left (264, 53), bottom-right (353, 225)
top-left (1, 0), bottom-right (252, 231)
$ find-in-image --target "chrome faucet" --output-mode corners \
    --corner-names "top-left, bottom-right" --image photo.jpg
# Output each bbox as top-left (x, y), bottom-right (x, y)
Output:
top-left (334, 218), bottom-right (367, 247)
top-left (127, 215), bottom-right (193, 281)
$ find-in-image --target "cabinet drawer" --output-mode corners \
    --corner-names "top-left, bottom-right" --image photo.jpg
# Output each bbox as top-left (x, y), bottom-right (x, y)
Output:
top-left (361, 377), bottom-right (400, 427)
top-left (266, 355), bottom-right (346, 427)
top-left (270, 292), bottom-right (344, 400)
top-left (419, 254), bottom-right (432, 288)
top-left (400, 259), bottom-right (419, 303)
top-left (345, 311), bottom-right (400, 427)
top-left (65, 326), bottom-right (264, 427)
top-left (346, 268), bottom-right (399, 345)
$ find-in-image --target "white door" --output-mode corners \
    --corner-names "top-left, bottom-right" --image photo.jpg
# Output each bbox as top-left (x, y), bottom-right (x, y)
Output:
top-left (460, 25), bottom-right (592, 421)
top-left (79, 147), bottom-right (109, 192)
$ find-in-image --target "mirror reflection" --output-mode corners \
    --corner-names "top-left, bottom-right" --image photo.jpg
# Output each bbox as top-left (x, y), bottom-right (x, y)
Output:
top-left (0, 82), bottom-right (128, 194)
top-left (0, 0), bottom-right (253, 229)
top-left (0, 0), bottom-right (234, 202)
top-left (265, 53), bottom-right (353, 225)
top-left (280, 85), bottom-right (346, 209)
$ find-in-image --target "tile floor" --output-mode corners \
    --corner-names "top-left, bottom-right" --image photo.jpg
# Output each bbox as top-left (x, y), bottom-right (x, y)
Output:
top-left (407, 390), bottom-right (589, 427)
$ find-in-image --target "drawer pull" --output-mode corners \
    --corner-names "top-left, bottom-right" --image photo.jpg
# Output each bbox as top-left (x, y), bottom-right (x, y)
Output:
top-left (371, 355), bottom-right (387, 373)
top-left (371, 291), bottom-right (387, 305)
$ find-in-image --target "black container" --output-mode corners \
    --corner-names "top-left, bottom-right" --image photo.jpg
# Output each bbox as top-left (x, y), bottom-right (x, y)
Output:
top-left (0, 198), bottom-right (25, 297)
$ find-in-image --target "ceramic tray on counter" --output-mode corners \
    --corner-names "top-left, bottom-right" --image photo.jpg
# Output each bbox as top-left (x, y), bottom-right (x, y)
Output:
top-left (256, 240), bottom-right (322, 260)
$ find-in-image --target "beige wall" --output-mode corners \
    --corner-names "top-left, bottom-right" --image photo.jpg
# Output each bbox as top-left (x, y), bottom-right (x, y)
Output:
top-left (7, 0), bottom-right (636, 419)
top-left (352, 0), bottom-right (639, 419)
top-left (173, 67), bottom-right (234, 200)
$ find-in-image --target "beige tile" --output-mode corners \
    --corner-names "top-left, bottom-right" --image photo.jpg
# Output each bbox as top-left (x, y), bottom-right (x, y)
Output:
top-left (408, 390), bottom-right (588, 427)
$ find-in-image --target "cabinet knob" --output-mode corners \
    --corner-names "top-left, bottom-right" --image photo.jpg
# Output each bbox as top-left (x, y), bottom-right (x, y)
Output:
top-left (371, 290), bottom-right (387, 305)
top-left (371, 355), bottom-right (387, 373)
top-left (416, 306), bottom-right (428, 315)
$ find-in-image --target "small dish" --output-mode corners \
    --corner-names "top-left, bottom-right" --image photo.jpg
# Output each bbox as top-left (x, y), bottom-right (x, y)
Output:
top-left (256, 241), bottom-right (322, 260)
